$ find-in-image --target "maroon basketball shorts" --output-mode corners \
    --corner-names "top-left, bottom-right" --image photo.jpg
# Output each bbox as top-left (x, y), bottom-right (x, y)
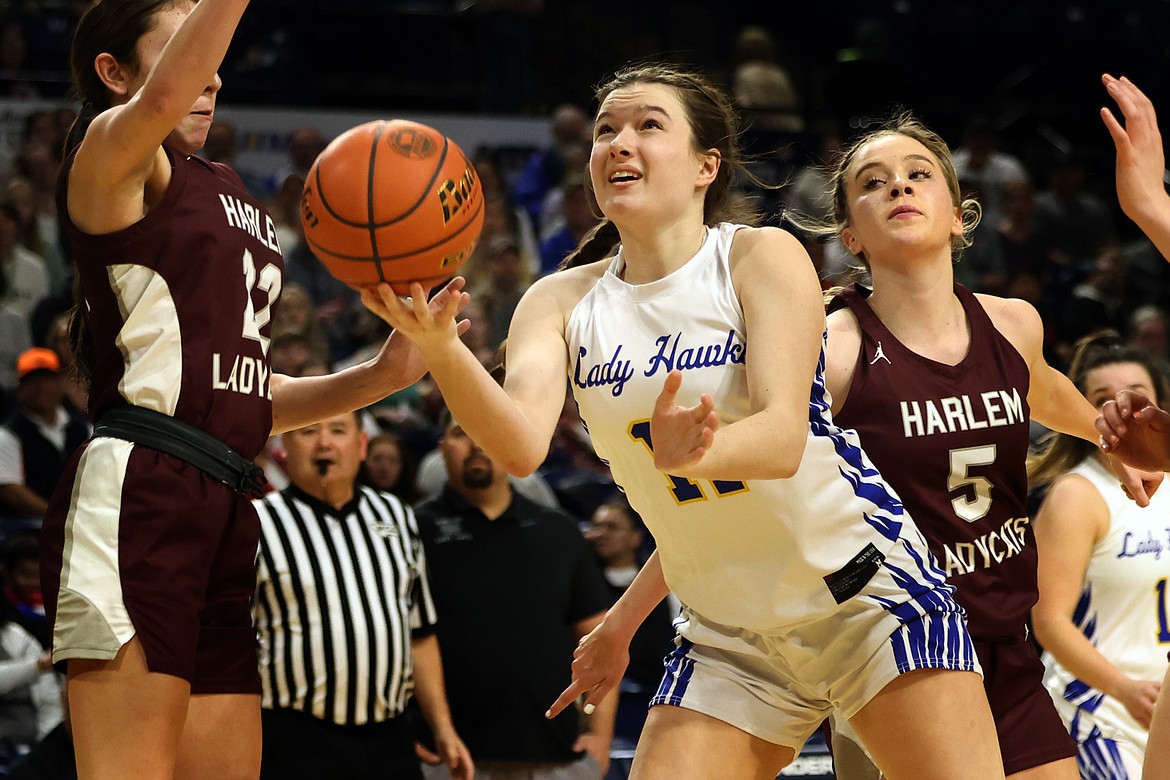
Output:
top-left (975, 634), bottom-right (1076, 775)
top-left (40, 438), bottom-right (262, 694)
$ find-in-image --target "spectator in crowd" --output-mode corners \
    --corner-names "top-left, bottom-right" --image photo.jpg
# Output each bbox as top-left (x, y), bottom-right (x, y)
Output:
top-left (995, 178), bottom-right (1050, 283)
top-left (360, 430), bottom-right (421, 504)
top-left (1034, 151), bottom-right (1116, 272)
top-left (8, 703), bottom-right (76, 780)
top-left (202, 120), bottom-right (268, 198)
top-left (1127, 304), bottom-right (1170, 382)
top-left (473, 233), bottom-right (528, 352)
top-left (414, 410), bottom-right (615, 780)
top-left (413, 420), bottom-right (562, 510)
top-left (540, 174), bottom-right (601, 276)
top-left (0, 349), bottom-right (90, 519)
top-left (0, 588), bottom-right (61, 764)
top-left (0, 264), bottom-right (33, 404)
top-left (253, 410), bottom-right (472, 780)
top-left (950, 114), bottom-right (1028, 229)
top-left (953, 176), bottom-right (1006, 294)
top-left (513, 103), bottom-right (590, 234)
top-left (0, 18), bottom-right (39, 100)
top-left (7, 706), bottom-right (76, 780)
top-left (269, 282), bottom-right (331, 367)
top-left (472, 149), bottom-right (541, 280)
top-left (5, 177), bottom-right (46, 265)
top-left (537, 141), bottom-right (590, 245)
top-left (264, 125), bottom-right (326, 200)
top-left (41, 313), bottom-right (85, 416)
top-left (0, 200), bottom-right (48, 320)
top-left (1030, 333), bottom-right (1170, 778)
top-left (730, 24), bottom-right (802, 134)
top-left (1060, 244), bottom-right (1132, 345)
top-left (584, 497), bottom-right (675, 756)
top-left (10, 141), bottom-right (65, 290)
top-left (785, 118), bottom-right (850, 285)
top-left (2, 532), bottom-right (48, 648)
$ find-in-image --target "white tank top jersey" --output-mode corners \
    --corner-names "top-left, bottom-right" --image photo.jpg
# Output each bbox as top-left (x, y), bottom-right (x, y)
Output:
top-left (1043, 456), bottom-right (1170, 748)
top-left (565, 222), bottom-right (933, 632)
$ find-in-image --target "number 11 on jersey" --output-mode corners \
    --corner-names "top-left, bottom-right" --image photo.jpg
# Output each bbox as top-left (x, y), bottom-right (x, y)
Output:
top-left (629, 420), bottom-right (747, 505)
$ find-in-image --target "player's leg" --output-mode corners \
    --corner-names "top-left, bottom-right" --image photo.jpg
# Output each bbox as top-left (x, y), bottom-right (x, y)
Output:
top-left (175, 693), bottom-right (262, 780)
top-left (1147, 666), bottom-right (1170, 780)
top-left (175, 498), bottom-right (265, 780)
top-left (827, 714), bottom-right (883, 780)
top-left (848, 668), bottom-right (1004, 780)
top-left (68, 636), bottom-right (191, 780)
top-left (1007, 757), bottom-right (1079, 780)
top-left (628, 705), bottom-right (793, 780)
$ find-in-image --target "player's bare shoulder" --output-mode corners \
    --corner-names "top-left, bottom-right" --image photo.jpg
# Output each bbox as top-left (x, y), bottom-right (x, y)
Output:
top-left (727, 225), bottom-right (807, 274)
top-left (824, 299), bottom-right (863, 411)
top-left (514, 256), bottom-right (611, 330)
top-left (974, 292), bottom-right (1044, 360)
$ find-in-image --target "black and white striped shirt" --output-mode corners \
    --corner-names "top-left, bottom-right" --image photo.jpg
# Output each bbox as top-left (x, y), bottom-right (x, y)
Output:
top-left (253, 484), bottom-right (437, 726)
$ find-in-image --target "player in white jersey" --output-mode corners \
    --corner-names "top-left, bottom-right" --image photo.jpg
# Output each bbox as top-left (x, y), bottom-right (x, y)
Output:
top-left (1031, 334), bottom-right (1170, 778)
top-left (367, 62), bottom-right (1005, 780)
top-left (1092, 74), bottom-right (1170, 780)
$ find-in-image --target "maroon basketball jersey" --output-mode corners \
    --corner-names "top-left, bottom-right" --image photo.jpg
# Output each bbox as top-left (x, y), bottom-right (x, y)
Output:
top-left (831, 284), bottom-right (1033, 638)
top-left (59, 147), bottom-right (284, 459)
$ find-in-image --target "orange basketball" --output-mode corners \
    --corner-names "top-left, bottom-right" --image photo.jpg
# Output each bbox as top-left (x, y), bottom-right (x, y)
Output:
top-left (300, 119), bottom-right (484, 293)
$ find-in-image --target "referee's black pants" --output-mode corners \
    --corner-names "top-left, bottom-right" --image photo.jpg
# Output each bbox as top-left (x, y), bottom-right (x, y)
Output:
top-left (260, 707), bottom-right (424, 780)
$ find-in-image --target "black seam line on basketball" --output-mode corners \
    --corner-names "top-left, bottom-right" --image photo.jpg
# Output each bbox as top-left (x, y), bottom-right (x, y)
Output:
top-left (303, 195), bottom-right (483, 262)
top-left (367, 122), bottom-right (388, 282)
top-left (310, 136), bottom-right (453, 231)
top-left (371, 136), bottom-right (450, 230)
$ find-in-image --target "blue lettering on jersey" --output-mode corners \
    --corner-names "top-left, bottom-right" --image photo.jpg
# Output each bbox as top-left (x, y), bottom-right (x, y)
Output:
top-left (572, 345), bottom-right (635, 397)
top-left (645, 330), bottom-right (747, 377)
top-left (1118, 530), bottom-right (1165, 560)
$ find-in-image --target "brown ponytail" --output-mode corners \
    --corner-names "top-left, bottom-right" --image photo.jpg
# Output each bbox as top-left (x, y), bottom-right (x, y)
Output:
top-left (558, 219), bottom-right (621, 271)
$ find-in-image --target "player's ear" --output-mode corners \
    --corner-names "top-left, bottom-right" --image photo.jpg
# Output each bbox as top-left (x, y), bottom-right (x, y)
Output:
top-left (841, 226), bottom-right (864, 257)
top-left (94, 53), bottom-right (133, 98)
top-left (696, 149), bottom-right (720, 188)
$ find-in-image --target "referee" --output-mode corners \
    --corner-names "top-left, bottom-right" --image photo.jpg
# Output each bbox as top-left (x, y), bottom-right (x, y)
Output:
top-left (252, 411), bottom-right (473, 780)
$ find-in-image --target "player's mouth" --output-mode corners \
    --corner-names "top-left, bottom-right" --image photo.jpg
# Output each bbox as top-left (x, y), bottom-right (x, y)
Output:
top-left (888, 205), bottom-right (922, 219)
top-left (608, 167), bottom-right (642, 184)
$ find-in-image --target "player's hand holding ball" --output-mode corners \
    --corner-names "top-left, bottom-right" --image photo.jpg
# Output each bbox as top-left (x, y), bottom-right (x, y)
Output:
top-left (301, 119), bottom-right (482, 373)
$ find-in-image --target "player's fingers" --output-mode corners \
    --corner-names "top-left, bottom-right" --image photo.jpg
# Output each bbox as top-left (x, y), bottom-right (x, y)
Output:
top-left (455, 319), bottom-right (472, 337)
top-left (409, 282), bottom-right (431, 318)
top-left (546, 680), bottom-right (588, 719)
top-left (581, 681), bottom-right (615, 713)
top-left (655, 370), bottom-right (683, 413)
top-left (1100, 107), bottom-right (1129, 149)
top-left (414, 742), bottom-right (441, 764)
top-left (1109, 75), bottom-right (1145, 118)
top-left (1119, 75), bottom-right (1154, 108)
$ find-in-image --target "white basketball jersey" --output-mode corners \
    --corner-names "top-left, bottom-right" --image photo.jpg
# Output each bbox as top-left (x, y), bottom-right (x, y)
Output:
top-left (1043, 456), bottom-right (1170, 750)
top-left (564, 222), bottom-right (934, 631)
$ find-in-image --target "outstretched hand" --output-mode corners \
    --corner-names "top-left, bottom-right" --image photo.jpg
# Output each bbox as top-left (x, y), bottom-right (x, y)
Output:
top-left (1097, 389), bottom-right (1170, 474)
top-left (1100, 73), bottom-right (1167, 225)
top-left (650, 370), bottom-right (719, 474)
top-left (1117, 677), bottom-right (1161, 730)
top-left (358, 277), bottom-right (472, 389)
top-left (545, 621), bottom-right (629, 721)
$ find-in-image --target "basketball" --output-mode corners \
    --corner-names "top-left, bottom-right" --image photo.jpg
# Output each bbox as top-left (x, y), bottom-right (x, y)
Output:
top-left (300, 119), bottom-right (485, 293)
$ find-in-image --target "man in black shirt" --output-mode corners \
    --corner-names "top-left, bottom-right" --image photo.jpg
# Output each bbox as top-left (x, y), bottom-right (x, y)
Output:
top-left (415, 413), bottom-right (615, 780)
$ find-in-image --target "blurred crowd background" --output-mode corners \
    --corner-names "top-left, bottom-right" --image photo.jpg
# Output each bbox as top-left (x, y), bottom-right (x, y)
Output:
top-left (2, 1), bottom-right (1170, 776)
